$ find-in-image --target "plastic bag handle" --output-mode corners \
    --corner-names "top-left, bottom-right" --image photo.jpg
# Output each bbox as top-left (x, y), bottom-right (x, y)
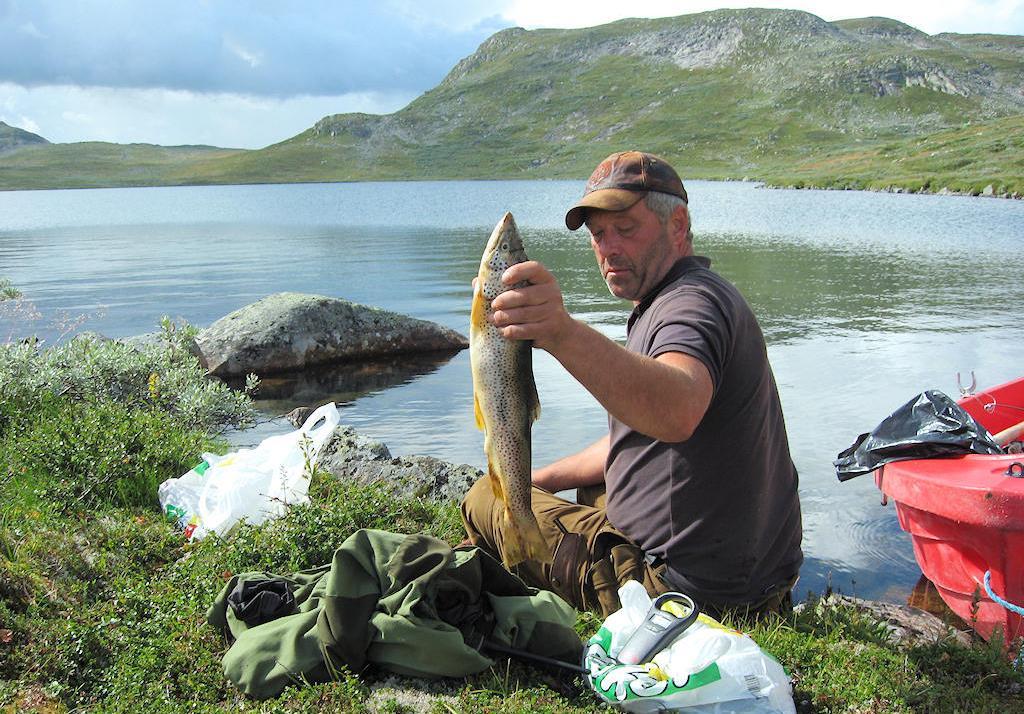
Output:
top-left (299, 402), bottom-right (341, 436)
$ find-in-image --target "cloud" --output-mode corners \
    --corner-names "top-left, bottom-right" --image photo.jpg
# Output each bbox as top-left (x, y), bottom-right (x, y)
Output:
top-left (0, 82), bottom-right (416, 148)
top-left (223, 37), bottom-right (264, 69)
top-left (0, 0), bottom-right (511, 96)
top-left (17, 20), bottom-right (44, 38)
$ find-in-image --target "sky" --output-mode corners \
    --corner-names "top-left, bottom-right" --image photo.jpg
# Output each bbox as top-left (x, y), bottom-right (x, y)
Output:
top-left (2, 1), bottom-right (1023, 149)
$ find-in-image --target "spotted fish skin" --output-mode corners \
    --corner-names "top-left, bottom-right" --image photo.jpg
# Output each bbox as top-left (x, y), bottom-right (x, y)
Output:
top-left (470, 212), bottom-right (549, 567)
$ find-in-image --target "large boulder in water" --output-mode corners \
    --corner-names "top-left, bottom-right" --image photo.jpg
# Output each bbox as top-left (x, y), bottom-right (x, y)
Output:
top-left (196, 292), bottom-right (468, 378)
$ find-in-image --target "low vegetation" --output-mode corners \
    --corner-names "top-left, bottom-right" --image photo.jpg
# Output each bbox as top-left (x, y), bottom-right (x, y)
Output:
top-left (761, 114), bottom-right (1024, 197)
top-left (2, 300), bottom-right (1023, 712)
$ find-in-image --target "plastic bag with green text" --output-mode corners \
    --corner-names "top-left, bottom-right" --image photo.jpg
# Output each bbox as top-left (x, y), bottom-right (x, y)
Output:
top-left (158, 402), bottom-right (340, 539)
top-left (584, 581), bottom-right (795, 713)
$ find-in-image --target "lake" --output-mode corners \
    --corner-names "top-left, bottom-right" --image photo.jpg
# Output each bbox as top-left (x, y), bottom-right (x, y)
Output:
top-left (2, 179), bottom-right (1022, 603)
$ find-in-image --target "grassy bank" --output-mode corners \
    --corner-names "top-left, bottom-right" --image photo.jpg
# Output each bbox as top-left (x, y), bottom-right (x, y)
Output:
top-left (759, 115), bottom-right (1024, 197)
top-left (2, 321), bottom-right (1023, 712)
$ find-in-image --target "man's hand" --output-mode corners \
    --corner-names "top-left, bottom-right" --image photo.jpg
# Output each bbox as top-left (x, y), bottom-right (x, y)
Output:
top-left (491, 261), bottom-right (575, 353)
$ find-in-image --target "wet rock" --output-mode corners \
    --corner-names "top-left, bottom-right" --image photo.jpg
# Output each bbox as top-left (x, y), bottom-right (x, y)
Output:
top-left (799, 594), bottom-right (972, 648)
top-left (317, 424), bottom-right (482, 504)
top-left (195, 293), bottom-right (468, 378)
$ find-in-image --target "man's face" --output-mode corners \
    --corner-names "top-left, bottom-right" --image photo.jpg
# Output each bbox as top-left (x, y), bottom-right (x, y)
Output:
top-left (585, 198), bottom-right (686, 303)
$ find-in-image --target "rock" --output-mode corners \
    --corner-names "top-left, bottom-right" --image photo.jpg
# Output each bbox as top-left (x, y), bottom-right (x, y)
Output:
top-left (283, 406), bottom-right (316, 428)
top-left (75, 331), bottom-right (113, 345)
top-left (798, 594), bottom-right (972, 648)
top-left (120, 331), bottom-right (203, 359)
top-left (195, 293), bottom-right (468, 378)
top-left (983, 184), bottom-right (995, 196)
top-left (316, 424), bottom-right (482, 504)
top-left (318, 424), bottom-right (393, 466)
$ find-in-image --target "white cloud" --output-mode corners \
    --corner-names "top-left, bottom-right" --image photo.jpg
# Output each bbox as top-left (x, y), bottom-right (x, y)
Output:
top-left (17, 20), bottom-right (46, 39)
top-left (0, 83), bottom-right (417, 148)
top-left (15, 115), bottom-right (40, 134)
top-left (223, 37), bottom-right (263, 69)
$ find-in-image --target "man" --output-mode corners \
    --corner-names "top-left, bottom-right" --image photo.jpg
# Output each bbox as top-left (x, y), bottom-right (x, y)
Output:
top-left (461, 151), bottom-right (803, 620)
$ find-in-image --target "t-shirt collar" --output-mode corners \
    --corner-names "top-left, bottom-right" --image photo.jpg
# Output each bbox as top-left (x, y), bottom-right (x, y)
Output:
top-left (628, 255), bottom-right (711, 329)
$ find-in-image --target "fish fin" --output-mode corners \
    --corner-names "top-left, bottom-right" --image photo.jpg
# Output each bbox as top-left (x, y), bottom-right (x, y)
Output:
top-left (501, 511), bottom-right (552, 568)
top-left (526, 374), bottom-right (541, 423)
top-left (523, 345), bottom-right (541, 423)
top-left (473, 392), bottom-right (485, 431)
top-left (470, 279), bottom-right (488, 331)
top-left (486, 456), bottom-right (506, 502)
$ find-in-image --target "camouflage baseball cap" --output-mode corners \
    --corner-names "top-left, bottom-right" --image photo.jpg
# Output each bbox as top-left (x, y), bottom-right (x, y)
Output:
top-left (565, 151), bottom-right (688, 230)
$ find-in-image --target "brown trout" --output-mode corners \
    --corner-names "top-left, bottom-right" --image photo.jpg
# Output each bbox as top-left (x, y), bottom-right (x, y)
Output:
top-left (470, 212), bottom-right (550, 567)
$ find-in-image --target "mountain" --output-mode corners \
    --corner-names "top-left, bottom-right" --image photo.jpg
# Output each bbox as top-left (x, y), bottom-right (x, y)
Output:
top-left (2, 9), bottom-right (1022, 194)
top-left (0, 121), bottom-right (49, 154)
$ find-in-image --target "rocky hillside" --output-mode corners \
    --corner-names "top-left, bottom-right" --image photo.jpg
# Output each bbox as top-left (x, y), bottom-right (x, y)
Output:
top-left (0, 121), bottom-right (48, 154)
top-left (2, 9), bottom-right (1022, 192)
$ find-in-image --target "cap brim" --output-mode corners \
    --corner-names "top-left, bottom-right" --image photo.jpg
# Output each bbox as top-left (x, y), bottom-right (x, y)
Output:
top-left (564, 189), bottom-right (645, 230)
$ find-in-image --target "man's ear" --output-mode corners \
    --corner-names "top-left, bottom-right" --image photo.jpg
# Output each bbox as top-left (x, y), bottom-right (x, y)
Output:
top-left (671, 204), bottom-right (690, 247)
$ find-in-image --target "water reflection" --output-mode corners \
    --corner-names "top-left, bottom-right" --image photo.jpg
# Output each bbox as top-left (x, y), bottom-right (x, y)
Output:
top-left (230, 349), bottom-right (465, 414)
top-left (2, 180), bottom-right (1022, 604)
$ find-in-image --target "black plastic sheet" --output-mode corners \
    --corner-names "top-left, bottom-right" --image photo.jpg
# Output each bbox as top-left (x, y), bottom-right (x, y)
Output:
top-left (834, 390), bottom-right (1003, 481)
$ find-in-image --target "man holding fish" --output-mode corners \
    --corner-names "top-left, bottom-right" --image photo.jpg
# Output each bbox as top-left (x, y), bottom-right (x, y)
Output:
top-left (462, 151), bottom-right (803, 620)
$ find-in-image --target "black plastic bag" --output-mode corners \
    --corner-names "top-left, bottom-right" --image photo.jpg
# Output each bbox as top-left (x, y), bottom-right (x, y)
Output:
top-left (834, 390), bottom-right (1003, 481)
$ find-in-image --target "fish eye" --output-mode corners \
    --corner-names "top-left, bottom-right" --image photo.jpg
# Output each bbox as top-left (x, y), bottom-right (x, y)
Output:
top-left (502, 243), bottom-right (511, 251)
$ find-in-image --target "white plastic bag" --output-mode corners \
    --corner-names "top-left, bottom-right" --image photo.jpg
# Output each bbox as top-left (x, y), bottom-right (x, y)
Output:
top-left (584, 581), bottom-right (796, 713)
top-left (158, 402), bottom-right (341, 539)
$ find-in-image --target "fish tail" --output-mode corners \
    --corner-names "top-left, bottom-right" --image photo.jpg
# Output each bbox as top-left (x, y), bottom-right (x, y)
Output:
top-left (501, 510), bottom-right (552, 568)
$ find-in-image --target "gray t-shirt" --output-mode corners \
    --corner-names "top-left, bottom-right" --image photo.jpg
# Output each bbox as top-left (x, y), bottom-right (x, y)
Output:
top-left (605, 256), bottom-right (803, 605)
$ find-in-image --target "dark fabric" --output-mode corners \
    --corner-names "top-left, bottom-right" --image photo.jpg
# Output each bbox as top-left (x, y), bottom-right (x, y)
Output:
top-left (834, 389), bottom-right (1003, 481)
top-left (227, 577), bottom-right (297, 626)
top-left (605, 255), bottom-right (803, 606)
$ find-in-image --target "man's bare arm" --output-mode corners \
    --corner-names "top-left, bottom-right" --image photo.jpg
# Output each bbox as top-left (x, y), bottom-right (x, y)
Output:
top-left (533, 435), bottom-right (609, 493)
top-left (492, 261), bottom-right (713, 443)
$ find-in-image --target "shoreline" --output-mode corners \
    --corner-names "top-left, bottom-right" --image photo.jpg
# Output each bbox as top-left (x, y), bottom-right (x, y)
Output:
top-left (2, 173), bottom-right (1022, 200)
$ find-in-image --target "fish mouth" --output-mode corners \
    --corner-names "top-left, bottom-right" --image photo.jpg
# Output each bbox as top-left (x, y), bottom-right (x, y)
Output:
top-left (484, 212), bottom-right (526, 260)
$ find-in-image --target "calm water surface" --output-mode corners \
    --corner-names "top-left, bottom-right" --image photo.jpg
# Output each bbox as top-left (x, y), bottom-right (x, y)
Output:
top-left (2, 180), bottom-right (1022, 603)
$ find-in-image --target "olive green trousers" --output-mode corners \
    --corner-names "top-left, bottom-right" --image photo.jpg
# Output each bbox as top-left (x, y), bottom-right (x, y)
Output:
top-left (460, 477), bottom-right (793, 620)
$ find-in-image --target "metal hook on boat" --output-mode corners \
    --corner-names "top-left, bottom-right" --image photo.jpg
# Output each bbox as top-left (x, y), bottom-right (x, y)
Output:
top-left (1006, 462), bottom-right (1024, 479)
top-left (957, 371), bottom-right (976, 397)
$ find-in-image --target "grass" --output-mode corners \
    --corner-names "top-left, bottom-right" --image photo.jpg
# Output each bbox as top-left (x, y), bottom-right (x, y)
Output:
top-left (1, 316), bottom-right (1023, 712)
top-left (761, 114), bottom-right (1024, 196)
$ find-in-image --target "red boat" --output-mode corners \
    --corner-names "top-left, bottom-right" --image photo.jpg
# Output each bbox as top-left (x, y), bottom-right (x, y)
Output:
top-left (875, 376), bottom-right (1024, 645)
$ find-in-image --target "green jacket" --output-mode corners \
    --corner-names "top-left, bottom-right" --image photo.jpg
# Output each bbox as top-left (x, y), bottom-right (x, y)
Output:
top-left (207, 529), bottom-right (581, 699)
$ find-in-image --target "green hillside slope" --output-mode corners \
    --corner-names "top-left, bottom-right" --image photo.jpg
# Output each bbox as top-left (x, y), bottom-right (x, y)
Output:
top-left (2, 8), bottom-right (1022, 194)
top-left (763, 114), bottom-right (1024, 195)
top-left (0, 142), bottom-right (245, 190)
top-left (0, 121), bottom-right (49, 154)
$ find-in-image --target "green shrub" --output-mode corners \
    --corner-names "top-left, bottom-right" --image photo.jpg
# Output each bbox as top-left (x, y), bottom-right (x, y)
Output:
top-left (0, 320), bottom-right (255, 440)
top-left (2, 396), bottom-right (213, 512)
top-left (0, 278), bottom-right (19, 301)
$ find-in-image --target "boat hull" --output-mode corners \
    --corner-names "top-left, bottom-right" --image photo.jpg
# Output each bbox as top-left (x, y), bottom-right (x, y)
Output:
top-left (875, 376), bottom-right (1024, 644)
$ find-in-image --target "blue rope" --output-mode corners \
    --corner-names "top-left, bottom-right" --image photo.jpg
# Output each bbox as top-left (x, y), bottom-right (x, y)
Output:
top-left (983, 570), bottom-right (1024, 667)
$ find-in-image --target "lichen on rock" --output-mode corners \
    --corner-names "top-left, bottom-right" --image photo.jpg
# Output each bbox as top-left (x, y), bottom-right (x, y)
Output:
top-left (196, 292), bottom-right (468, 378)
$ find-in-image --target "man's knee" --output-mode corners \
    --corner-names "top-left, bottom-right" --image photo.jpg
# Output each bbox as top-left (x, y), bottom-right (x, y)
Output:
top-left (460, 475), bottom-right (500, 545)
